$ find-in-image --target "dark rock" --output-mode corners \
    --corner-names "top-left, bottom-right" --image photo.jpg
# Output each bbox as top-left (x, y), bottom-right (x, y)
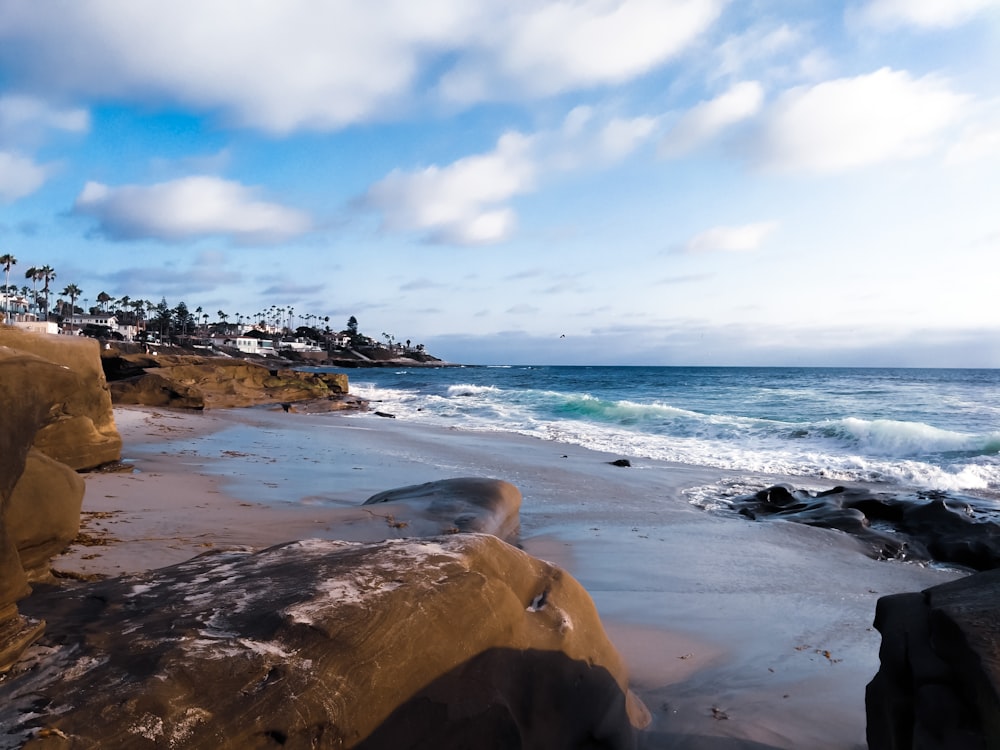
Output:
top-left (867, 568), bottom-right (1000, 749)
top-left (609, 459), bottom-right (631, 467)
top-left (8, 534), bottom-right (648, 748)
top-left (730, 484), bottom-right (1000, 570)
top-left (374, 410), bottom-right (396, 418)
top-left (363, 478), bottom-right (522, 542)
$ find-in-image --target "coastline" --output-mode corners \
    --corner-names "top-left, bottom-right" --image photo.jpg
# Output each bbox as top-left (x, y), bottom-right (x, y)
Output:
top-left (53, 405), bottom-right (963, 749)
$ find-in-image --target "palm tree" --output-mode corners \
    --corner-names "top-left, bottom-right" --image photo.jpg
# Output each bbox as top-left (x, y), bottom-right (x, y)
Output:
top-left (60, 284), bottom-right (82, 331)
top-left (1, 253), bottom-right (16, 321)
top-left (96, 291), bottom-right (113, 311)
top-left (38, 265), bottom-right (56, 319)
top-left (24, 266), bottom-right (40, 315)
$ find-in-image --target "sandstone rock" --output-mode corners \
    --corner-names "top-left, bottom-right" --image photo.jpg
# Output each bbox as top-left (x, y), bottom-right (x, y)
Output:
top-left (9, 534), bottom-right (647, 748)
top-left (866, 568), bottom-right (1000, 749)
top-left (6, 449), bottom-right (85, 582)
top-left (103, 353), bottom-right (356, 410)
top-left (0, 340), bottom-right (97, 670)
top-left (0, 328), bottom-right (122, 470)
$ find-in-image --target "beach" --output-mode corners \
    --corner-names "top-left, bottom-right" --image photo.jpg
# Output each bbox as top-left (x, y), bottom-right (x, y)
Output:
top-left (46, 404), bottom-right (963, 749)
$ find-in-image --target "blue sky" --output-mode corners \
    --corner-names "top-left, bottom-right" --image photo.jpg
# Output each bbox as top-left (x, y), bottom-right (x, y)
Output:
top-left (1, 0), bottom-right (998, 366)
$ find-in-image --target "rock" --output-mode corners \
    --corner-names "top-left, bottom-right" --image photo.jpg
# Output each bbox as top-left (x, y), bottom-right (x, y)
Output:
top-left (0, 338), bottom-right (100, 670)
top-left (6, 449), bottom-right (85, 582)
top-left (0, 328), bottom-right (122, 470)
top-left (103, 353), bottom-right (358, 410)
top-left (363, 478), bottom-right (522, 542)
top-left (866, 568), bottom-right (1000, 749)
top-left (730, 484), bottom-right (1000, 570)
top-left (608, 459), bottom-right (631, 467)
top-left (9, 534), bottom-right (648, 748)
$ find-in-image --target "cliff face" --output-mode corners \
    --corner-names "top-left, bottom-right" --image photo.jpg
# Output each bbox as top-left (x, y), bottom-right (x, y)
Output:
top-left (0, 329), bottom-right (122, 670)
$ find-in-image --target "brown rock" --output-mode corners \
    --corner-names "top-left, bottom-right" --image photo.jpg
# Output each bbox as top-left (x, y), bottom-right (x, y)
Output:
top-left (104, 354), bottom-right (355, 410)
top-left (0, 339), bottom-right (97, 670)
top-left (0, 328), bottom-right (122, 470)
top-left (6, 449), bottom-right (85, 582)
top-left (10, 534), bottom-right (647, 748)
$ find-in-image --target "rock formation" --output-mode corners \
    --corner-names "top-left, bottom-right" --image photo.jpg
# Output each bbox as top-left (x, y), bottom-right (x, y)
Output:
top-left (0, 328), bottom-right (121, 671)
top-left (866, 568), bottom-right (1000, 749)
top-left (9, 534), bottom-right (648, 748)
top-left (730, 484), bottom-right (1000, 570)
top-left (102, 352), bottom-right (361, 410)
top-left (0, 327), bottom-right (122, 470)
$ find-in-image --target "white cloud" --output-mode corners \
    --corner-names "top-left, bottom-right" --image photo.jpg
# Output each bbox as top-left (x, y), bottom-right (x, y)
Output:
top-left (598, 116), bottom-right (660, 160)
top-left (946, 105), bottom-right (1000, 164)
top-left (683, 221), bottom-right (778, 253)
top-left (363, 105), bottom-right (669, 245)
top-left (364, 132), bottom-right (536, 246)
top-left (713, 24), bottom-right (802, 80)
top-left (744, 68), bottom-right (968, 173)
top-left (0, 95), bottom-right (89, 144)
top-left (0, 0), bottom-right (723, 133)
top-left (851, 0), bottom-right (1000, 29)
top-left (72, 175), bottom-right (313, 244)
top-left (437, 0), bottom-right (725, 102)
top-left (661, 81), bottom-right (763, 157)
top-left (0, 151), bottom-right (48, 201)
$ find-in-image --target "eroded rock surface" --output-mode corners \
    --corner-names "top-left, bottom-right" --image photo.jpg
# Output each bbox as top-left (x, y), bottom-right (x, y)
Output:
top-left (9, 534), bottom-right (647, 749)
top-left (866, 568), bottom-right (1000, 749)
top-left (0, 328), bottom-right (122, 470)
top-left (103, 353), bottom-right (360, 411)
top-left (0, 335), bottom-right (106, 670)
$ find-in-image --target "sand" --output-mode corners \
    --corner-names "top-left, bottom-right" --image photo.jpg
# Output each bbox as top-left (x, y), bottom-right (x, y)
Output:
top-left (53, 405), bottom-right (963, 749)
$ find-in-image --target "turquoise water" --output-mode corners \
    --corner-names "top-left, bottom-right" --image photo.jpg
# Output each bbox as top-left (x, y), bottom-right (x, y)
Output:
top-left (309, 366), bottom-right (1000, 494)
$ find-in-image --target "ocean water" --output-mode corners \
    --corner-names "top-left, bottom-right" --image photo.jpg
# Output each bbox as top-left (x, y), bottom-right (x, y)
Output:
top-left (313, 366), bottom-right (1000, 497)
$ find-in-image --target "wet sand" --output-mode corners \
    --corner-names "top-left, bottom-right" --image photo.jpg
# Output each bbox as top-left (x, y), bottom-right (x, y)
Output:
top-left (56, 405), bottom-right (963, 749)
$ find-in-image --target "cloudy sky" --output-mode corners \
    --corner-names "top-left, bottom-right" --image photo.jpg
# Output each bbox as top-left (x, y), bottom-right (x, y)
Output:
top-left (1, 0), bottom-right (998, 366)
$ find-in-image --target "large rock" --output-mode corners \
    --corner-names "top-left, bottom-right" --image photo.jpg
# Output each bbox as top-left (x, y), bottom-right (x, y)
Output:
top-left (866, 569), bottom-right (1000, 749)
top-left (0, 340), bottom-right (96, 670)
top-left (364, 477), bottom-right (522, 542)
top-left (6, 449), bottom-right (85, 582)
top-left (0, 328), bottom-right (122, 470)
top-left (104, 353), bottom-right (357, 410)
top-left (9, 534), bottom-right (648, 748)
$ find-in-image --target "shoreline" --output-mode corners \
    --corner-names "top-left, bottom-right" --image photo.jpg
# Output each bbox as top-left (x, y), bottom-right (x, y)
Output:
top-left (52, 405), bottom-right (963, 749)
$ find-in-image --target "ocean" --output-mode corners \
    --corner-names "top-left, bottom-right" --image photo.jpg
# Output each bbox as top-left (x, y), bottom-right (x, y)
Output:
top-left (324, 366), bottom-right (1000, 498)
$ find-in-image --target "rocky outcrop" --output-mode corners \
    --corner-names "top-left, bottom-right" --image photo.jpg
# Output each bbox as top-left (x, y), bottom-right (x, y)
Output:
top-left (866, 569), bottom-right (1000, 749)
top-left (9, 534), bottom-right (648, 748)
top-left (0, 327), bottom-right (122, 470)
top-left (103, 352), bottom-right (360, 410)
top-left (730, 484), bottom-right (1000, 570)
top-left (0, 335), bottom-right (103, 670)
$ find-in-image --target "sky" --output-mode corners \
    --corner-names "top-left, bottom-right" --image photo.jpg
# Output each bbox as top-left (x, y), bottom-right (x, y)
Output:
top-left (1, 0), bottom-right (998, 367)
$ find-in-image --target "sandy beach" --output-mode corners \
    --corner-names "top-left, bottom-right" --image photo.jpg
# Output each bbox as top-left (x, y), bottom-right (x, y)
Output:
top-left (51, 405), bottom-right (964, 749)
